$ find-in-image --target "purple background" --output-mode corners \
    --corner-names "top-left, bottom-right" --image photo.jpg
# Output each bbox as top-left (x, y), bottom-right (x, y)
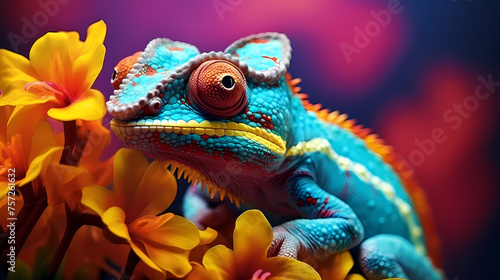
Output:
top-left (1, 0), bottom-right (499, 278)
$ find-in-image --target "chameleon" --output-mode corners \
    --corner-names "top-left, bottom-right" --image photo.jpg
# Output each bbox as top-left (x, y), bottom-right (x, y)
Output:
top-left (107, 33), bottom-right (443, 280)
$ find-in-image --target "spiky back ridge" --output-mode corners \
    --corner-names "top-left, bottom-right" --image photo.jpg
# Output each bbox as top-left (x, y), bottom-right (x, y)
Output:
top-left (286, 74), bottom-right (442, 267)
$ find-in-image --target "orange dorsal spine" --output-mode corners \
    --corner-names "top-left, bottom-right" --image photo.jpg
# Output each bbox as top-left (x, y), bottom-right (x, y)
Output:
top-left (286, 73), bottom-right (442, 268)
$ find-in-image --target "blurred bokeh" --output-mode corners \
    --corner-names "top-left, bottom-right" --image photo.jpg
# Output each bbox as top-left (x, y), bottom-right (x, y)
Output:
top-left (1, 0), bottom-right (498, 278)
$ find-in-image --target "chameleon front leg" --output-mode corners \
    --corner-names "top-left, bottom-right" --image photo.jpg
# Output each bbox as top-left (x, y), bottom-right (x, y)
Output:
top-left (268, 169), bottom-right (364, 258)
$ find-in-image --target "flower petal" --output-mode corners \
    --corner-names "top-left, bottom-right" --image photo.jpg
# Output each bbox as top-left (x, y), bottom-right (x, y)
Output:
top-left (29, 32), bottom-right (71, 84)
top-left (129, 239), bottom-right (165, 273)
top-left (233, 210), bottom-right (273, 263)
top-left (28, 121), bottom-right (60, 162)
top-left (20, 146), bottom-right (62, 187)
top-left (258, 257), bottom-right (321, 280)
top-left (71, 44), bottom-right (105, 93)
top-left (132, 215), bottom-right (199, 250)
top-left (101, 206), bottom-right (131, 242)
top-left (130, 160), bottom-right (177, 218)
top-left (111, 149), bottom-right (149, 214)
top-left (186, 263), bottom-right (219, 280)
top-left (85, 20), bottom-right (107, 45)
top-left (144, 244), bottom-right (192, 278)
top-left (0, 81), bottom-right (53, 107)
top-left (0, 105), bottom-right (14, 143)
top-left (0, 181), bottom-right (8, 200)
top-left (43, 164), bottom-right (92, 206)
top-left (0, 49), bottom-right (37, 90)
top-left (7, 103), bottom-right (53, 149)
top-left (81, 185), bottom-right (115, 216)
top-left (202, 245), bottom-right (236, 279)
top-left (199, 227), bottom-right (218, 246)
top-left (76, 120), bottom-right (113, 187)
top-left (315, 250), bottom-right (354, 280)
top-left (47, 89), bottom-right (106, 121)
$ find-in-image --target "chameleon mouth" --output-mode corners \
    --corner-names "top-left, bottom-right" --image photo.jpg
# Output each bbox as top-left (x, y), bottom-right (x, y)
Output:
top-left (163, 161), bottom-right (243, 207)
top-left (110, 119), bottom-right (286, 155)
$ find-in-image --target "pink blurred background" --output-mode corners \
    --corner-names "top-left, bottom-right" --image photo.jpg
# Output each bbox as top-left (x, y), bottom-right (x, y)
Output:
top-left (1, 0), bottom-right (498, 278)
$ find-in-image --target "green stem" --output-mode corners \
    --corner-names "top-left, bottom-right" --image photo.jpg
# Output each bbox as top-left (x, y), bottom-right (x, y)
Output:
top-left (60, 120), bottom-right (77, 166)
top-left (120, 249), bottom-right (140, 280)
top-left (46, 207), bottom-right (82, 278)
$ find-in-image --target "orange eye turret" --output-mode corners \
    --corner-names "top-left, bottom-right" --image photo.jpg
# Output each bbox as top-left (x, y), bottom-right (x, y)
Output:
top-left (188, 60), bottom-right (247, 117)
top-left (111, 51), bottom-right (142, 90)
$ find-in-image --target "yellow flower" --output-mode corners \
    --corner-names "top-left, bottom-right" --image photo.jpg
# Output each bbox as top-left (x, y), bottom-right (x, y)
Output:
top-left (190, 210), bottom-right (321, 280)
top-left (81, 148), bottom-right (216, 278)
top-left (314, 251), bottom-right (358, 280)
top-left (0, 20), bottom-right (107, 122)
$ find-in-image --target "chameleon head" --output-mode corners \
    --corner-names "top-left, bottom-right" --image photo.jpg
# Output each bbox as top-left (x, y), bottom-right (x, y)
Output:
top-left (107, 34), bottom-right (292, 198)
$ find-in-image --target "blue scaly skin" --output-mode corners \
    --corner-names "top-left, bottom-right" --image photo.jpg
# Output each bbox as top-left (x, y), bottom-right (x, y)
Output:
top-left (107, 33), bottom-right (443, 280)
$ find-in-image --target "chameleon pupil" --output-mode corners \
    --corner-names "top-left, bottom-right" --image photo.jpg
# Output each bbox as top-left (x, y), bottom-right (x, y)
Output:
top-left (221, 75), bottom-right (235, 89)
top-left (111, 70), bottom-right (117, 81)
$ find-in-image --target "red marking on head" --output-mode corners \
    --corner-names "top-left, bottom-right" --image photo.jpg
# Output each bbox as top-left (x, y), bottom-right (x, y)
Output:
top-left (345, 170), bottom-right (351, 178)
top-left (145, 66), bottom-right (158, 76)
top-left (262, 55), bottom-right (278, 64)
top-left (250, 38), bottom-right (269, 44)
top-left (132, 82), bottom-right (138, 86)
top-left (111, 52), bottom-right (142, 90)
top-left (167, 46), bottom-right (185, 51)
top-left (246, 109), bottom-right (274, 130)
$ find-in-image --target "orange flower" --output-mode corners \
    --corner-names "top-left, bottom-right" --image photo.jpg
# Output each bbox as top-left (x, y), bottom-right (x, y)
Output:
top-left (0, 105), bottom-right (62, 198)
top-left (189, 210), bottom-right (321, 280)
top-left (64, 225), bottom-right (130, 279)
top-left (42, 119), bottom-right (113, 210)
top-left (81, 148), bottom-right (216, 278)
top-left (0, 20), bottom-right (107, 122)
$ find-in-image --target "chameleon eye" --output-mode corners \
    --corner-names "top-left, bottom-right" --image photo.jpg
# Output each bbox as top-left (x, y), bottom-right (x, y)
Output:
top-left (111, 51), bottom-right (142, 90)
top-left (188, 60), bottom-right (247, 117)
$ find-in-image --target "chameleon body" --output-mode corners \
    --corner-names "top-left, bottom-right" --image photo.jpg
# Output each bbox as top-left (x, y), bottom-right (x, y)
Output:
top-left (107, 33), bottom-right (443, 280)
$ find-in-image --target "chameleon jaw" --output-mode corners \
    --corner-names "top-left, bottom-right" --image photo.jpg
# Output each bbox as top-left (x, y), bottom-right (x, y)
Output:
top-left (163, 161), bottom-right (242, 207)
top-left (110, 118), bottom-right (286, 156)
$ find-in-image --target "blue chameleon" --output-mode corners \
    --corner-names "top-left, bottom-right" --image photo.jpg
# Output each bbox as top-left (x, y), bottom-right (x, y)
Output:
top-left (107, 33), bottom-right (443, 280)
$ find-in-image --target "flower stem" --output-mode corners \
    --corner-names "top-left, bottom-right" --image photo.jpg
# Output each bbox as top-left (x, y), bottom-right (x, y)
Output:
top-left (121, 249), bottom-right (140, 280)
top-left (60, 120), bottom-right (77, 165)
top-left (0, 183), bottom-right (35, 254)
top-left (46, 206), bottom-right (82, 277)
top-left (82, 213), bottom-right (103, 228)
top-left (13, 198), bottom-right (48, 257)
top-left (0, 196), bottom-right (47, 277)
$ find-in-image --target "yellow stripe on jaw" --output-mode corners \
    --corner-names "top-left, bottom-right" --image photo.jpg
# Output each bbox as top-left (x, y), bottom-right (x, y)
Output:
top-left (110, 119), bottom-right (287, 155)
top-left (286, 138), bottom-right (426, 255)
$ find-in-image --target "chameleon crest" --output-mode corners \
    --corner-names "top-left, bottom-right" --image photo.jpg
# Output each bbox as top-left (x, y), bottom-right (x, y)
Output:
top-left (108, 33), bottom-right (443, 280)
